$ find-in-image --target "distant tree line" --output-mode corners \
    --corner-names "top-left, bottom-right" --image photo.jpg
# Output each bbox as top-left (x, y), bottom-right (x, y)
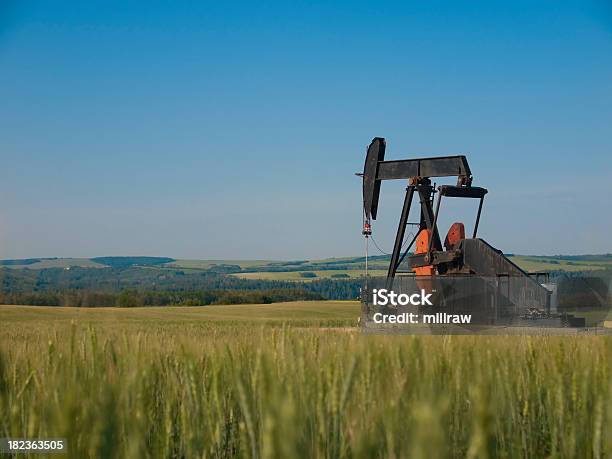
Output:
top-left (90, 256), bottom-right (175, 268)
top-left (0, 288), bottom-right (326, 307)
top-left (0, 266), bottom-right (362, 306)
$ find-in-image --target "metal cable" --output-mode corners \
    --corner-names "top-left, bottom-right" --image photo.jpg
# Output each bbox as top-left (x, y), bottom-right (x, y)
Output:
top-left (369, 235), bottom-right (390, 256)
top-left (369, 232), bottom-right (414, 256)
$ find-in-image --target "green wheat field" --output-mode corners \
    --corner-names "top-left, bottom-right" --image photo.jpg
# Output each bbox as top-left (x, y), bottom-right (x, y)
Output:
top-left (1, 302), bottom-right (610, 458)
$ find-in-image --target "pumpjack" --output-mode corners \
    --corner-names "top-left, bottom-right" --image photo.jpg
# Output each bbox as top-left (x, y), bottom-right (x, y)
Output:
top-left (360, 137), bottom-right (551, 312)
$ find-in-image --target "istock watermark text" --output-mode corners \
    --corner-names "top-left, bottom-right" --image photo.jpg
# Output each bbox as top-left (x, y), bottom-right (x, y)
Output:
top-left (372, 288), bottom-right (433, 307)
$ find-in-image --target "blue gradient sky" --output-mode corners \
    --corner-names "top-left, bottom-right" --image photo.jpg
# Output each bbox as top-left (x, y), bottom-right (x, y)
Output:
top-left (1, 1), bottom-right (611, 259)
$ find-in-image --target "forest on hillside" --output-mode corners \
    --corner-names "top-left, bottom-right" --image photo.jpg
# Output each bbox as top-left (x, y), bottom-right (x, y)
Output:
top-left (0, 266), bottom-right (361, 306)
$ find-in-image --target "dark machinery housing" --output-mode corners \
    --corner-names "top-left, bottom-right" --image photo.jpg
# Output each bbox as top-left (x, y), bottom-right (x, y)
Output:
top-left (361, 137), bottom-right (551, 314)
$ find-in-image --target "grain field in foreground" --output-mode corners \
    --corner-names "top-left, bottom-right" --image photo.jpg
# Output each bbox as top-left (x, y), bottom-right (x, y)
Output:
top-left (0, 303), bottom-right (610, 458)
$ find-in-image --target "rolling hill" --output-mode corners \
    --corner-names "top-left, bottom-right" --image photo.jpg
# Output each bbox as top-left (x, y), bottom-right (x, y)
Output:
top-left (1, 254), bottom-right (610, 281)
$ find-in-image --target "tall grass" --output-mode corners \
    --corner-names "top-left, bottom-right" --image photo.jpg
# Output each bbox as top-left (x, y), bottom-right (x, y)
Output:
top-left (0, 321), bottom-right (610, 458)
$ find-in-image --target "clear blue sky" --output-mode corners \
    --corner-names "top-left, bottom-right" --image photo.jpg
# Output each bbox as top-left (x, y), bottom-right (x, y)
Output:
top-left (1, 0), bottom-right (611, 259)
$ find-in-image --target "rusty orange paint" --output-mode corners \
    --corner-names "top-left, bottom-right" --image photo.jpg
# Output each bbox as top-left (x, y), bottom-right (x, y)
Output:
top-left (413, 229), bottom-right (435, 276)
top-left (444, 222), bottom-right (465, 250)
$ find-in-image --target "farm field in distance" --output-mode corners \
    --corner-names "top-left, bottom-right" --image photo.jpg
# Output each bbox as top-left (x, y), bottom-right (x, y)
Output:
top-left (3, 254), bottom-right (609, 281)
top-left (1, 302), bottom-right (610, 458)
top-left (230, 269), bottom-right (388, 280)
top-left (508, 255), bottom-right (612, 273)
top-left (0, 301), bottom-right (360, 328)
